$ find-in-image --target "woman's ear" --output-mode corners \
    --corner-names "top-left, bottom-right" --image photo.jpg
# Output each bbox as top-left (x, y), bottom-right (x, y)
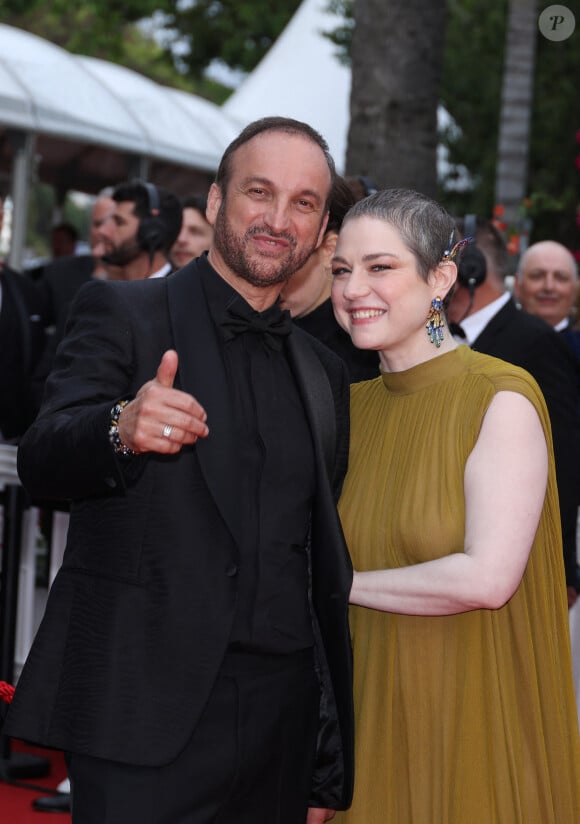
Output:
top-left (430, 260), bottom-right (457, 297)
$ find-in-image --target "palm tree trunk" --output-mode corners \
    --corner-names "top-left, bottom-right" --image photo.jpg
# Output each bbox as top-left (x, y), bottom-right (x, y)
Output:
top-left (494, 0), bottom-right (538, 227)
top-left (346, 0), bottom-right (447, 198)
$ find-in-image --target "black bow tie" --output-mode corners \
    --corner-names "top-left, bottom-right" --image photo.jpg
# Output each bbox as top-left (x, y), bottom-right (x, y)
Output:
top-left (221, 300), bottom-right (292, 351)
top-left (449, 322), bottom-right (467, 340)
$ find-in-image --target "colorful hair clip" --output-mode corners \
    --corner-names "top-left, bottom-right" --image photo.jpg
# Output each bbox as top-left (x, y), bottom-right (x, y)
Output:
top-left (441, 236), bottom-right (474, 262)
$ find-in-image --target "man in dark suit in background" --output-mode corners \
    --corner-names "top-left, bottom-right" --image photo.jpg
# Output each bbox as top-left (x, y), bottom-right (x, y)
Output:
top-left (515, 239), bottom-right (580, 375)
top-left (448, 219), bottom-right (580, 607)
top-left (0, 194), bottom-right (47, 442)
top-left (4, 117), bottom-right (354, 824)
top-left (34, 190), bottom-right (116, 348)
top-left (34, 183), bottom-right (182, 388)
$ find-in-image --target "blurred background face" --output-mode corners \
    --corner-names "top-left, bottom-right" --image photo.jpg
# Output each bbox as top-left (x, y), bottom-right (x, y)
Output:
top-left (98, 200), bottom-right (142, 267)
top-left (51, 226), bottom-right (76, 258)
top-left (171, 206), bottom-right (213, 267)
top-left (90, 195), bottom-right (116, 257)
top-left (280, 234), bottom-right (336, 317)
top-left (516, 241), bottom-right (578, 327)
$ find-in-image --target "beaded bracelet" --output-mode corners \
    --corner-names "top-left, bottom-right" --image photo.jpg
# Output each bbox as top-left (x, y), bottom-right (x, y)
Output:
top-left (108, 399), bottom-right (137, 456)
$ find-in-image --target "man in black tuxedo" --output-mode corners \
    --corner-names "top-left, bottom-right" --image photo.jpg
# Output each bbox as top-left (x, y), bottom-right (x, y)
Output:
top-left (27, 185), bottom-right (183, 815)
top-left (4, 117), bottom-right (354, 824)
top-left (448, 219), bottom-right (580, 607)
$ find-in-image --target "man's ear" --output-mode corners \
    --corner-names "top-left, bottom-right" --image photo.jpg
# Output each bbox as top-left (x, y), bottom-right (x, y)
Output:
top-left (319, 231), bottom-right (338, 266)
top-left (315, 212), bottom-right (330, 250)
top-left (205, 183), bottom-right (222, 228)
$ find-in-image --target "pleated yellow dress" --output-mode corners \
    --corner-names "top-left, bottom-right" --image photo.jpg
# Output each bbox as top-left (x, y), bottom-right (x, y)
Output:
top-left (336, 346), bottom-right (580, 824)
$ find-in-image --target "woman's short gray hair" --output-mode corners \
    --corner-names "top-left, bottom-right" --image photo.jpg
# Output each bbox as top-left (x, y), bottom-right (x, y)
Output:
top-left (343, 188), bottom-right (457, 281)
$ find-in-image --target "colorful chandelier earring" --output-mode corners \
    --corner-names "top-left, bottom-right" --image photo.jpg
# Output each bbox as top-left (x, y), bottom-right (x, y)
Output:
top-left (426, 296), bottom-right (444, 347)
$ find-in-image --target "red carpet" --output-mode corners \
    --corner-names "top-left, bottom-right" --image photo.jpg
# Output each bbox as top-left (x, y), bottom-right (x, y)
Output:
top-left (0, 740), bottom-right (70, 823)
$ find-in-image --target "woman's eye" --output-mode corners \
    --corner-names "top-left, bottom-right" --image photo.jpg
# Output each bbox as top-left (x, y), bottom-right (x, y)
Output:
top-left (332, 266), bottom-right (350, 277)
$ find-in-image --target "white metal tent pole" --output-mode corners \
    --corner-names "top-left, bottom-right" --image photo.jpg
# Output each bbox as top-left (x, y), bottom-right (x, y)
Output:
top-left (7, 130), bottom-right (36, 271)
top-left (128, 154), bottom-right (150, 182)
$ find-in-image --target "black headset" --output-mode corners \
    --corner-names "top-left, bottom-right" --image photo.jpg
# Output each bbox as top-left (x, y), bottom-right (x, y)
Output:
top-left (457, 214), bottom-right (486, 292)
top-left (358, 176), bottom-right (378, 196)
top-left (137, 181), bottom-right (165, 255)
top-left (457, 244), bottom-right (487, 291)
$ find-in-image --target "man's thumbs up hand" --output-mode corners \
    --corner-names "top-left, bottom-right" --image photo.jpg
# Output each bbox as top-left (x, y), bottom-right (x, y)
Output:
top-left (116, 350), bottom-right (208, 454)
top-left (155, 349), bottom-right (179, 388)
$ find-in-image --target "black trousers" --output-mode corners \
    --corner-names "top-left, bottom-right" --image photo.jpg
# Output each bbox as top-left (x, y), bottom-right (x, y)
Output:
top-left (67, 649), bottom-right (320, 824)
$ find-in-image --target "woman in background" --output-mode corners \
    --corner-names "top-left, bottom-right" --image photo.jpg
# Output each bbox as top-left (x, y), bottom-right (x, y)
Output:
top-left (331, 189), bottom-right (580, 823)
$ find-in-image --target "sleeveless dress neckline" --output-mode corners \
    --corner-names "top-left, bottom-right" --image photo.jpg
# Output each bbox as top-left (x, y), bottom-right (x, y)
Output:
top-left (380, 346), bottom-right (467, 395)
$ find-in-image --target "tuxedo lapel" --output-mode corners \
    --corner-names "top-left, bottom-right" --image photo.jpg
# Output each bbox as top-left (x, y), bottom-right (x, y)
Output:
top-left (287, 331), bottom-right (336, 483)
top-left (472, 299), bottom-right (515, 352)
top-left (166, 263), bottom-right (242, 544)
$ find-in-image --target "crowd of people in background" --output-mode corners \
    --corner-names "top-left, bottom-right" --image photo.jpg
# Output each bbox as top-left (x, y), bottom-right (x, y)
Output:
top-left (1, 115), bottom-right (579, 823)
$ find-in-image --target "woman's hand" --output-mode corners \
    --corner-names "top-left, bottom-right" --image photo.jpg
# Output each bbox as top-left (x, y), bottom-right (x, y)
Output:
top-left (306, 808), bottom-right (336, 823)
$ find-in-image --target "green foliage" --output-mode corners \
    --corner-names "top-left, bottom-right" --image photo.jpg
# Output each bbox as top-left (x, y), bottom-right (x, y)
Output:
top-left (439, 0), bottom-right (508, 215)
top-left (326, 0), bottom-right (580, 242)
top-left (322, 0), bottom-right (354, 65)
top-left (0, 0), bottom-right (304, 100)
top-left (441, 0), bottom-right (580, 243)
top-left (1, 1), bottom-right (172, 57)
top-left (528, 29), bottom-right (580, 243)
top-left (0, 0), bottom-right (226, 100)
top-left (168, 0), bottom-right (302, 78)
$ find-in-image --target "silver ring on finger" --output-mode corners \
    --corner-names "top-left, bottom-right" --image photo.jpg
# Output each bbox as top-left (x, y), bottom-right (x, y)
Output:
top-left (162, 424), bottom-right (173, 439)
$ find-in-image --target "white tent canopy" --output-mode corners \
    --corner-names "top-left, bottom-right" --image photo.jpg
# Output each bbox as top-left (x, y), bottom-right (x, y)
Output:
top-left (0, 23), bottom-right (240, 170)
top-left (0, 23), bottom-right (240, 267)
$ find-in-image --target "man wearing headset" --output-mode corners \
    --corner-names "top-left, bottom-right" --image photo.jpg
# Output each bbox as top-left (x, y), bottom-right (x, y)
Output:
top-left (97, 180), bottom-right (183, 281)
top-left (448, 217), bottom-right (580, 607)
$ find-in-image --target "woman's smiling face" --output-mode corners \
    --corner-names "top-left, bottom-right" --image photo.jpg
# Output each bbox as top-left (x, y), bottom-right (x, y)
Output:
top-left (331, 215), bottom-right (443, 370)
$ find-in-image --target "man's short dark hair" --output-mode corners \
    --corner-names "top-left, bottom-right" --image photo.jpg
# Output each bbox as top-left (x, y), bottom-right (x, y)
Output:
top-left (52, 222), bottom-right (79, 244)
top-left (113, 180), bottom-right (183, 255)
top-left (326, 176), bottom-right (357, 234)
top-left (215, 117), bottom-right (336, 208)
top-left (181, 193), bottom-right (209, 219)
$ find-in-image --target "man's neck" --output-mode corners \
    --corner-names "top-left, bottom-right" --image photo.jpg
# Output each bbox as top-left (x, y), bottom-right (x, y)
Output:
top-left (123, 252), bottom-right (169, 281)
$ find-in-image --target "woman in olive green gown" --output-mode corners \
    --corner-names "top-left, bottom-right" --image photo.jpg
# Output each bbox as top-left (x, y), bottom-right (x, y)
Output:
top-left (329, 189), bottom-right (580, 823)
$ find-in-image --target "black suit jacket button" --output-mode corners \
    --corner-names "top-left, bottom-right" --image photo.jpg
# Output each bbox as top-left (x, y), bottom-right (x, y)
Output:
top-left (225, 563), bottom-right (238, 577)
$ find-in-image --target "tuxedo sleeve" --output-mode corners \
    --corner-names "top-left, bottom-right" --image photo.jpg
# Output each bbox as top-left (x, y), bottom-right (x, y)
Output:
top-left (525, 331), bottom-right (580, 588)
top-left (18, 280), bottom-right (147, 501)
